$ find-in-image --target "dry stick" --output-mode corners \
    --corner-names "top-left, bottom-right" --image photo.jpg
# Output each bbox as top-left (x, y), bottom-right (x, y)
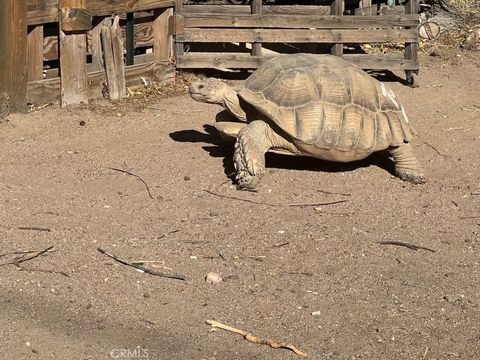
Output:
top-left (424, 141), bottom-right (449, 157)
top-left (203, 190), bottom-right (347, 208)
top-left (206, 320), bottom-right (308, 357)
top-left (378, 241), bottom-right (436, 253)
top-left (17, 226), bottom-right (51, 232)
top-left (97, 247), bottom-right (187, 281)
top-left (107, 167), bottom-right (154, 199)
top-left (16, 266), bottom-right (69, 277)
top-left (0, 246), bottom-right (54, 267)
top-left (316, 189), bottom-right (351, 197)
top-left (460, 215), bottom-right (480, 219)
top-left (0, 248), bottom-right (55, 259)
top-left (157, 229), bottom-right (180, 240)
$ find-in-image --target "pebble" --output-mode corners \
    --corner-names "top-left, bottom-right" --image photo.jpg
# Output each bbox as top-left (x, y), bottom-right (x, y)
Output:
top-left (205, 272), bottom-right (222, 284)
top-left (311, 311), bottom-right (321, 316)
top-left (184, 176), bottom-right (190, 181)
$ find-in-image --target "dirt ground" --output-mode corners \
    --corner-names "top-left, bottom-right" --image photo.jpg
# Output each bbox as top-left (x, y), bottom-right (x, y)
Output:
top-left (1, 51), bottom-right (479, 360)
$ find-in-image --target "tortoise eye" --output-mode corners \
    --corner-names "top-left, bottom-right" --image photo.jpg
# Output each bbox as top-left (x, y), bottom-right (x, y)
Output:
top-left (198, 85), bottom-right (204, 89)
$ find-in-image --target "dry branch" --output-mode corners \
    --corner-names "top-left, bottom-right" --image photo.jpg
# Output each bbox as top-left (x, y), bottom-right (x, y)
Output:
top-left (378, 241), bottom-right (436, 253)
top-left (206, 320), bottom-right (307, 357)
top-left (0, 246), bottom-right (54, 267)
top-left (203, 190), bottom-right (347, 208)
top-left (97, 247), bottom-right (187, 281)
top-left (107, 167), bottom-right (154, 199)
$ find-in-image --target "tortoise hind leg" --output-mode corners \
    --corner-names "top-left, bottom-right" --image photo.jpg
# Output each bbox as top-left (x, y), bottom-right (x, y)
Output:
top-left (389, 144), bottom-right (425, 184)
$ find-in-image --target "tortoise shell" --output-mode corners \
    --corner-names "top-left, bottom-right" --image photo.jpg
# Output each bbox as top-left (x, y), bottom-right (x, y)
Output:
top-left (238, 53), bottom-right (415, 153)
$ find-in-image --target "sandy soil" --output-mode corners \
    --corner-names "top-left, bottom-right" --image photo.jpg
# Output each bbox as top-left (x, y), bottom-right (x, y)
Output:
top-left (1, 52), bottom-right (479, 360)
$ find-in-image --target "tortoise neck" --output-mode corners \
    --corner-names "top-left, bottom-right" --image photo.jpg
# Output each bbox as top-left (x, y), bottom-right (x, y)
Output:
top-left (222, 85), bottom-right (247, 122)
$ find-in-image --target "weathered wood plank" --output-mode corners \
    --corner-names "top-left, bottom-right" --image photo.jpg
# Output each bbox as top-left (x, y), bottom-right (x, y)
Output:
top-left (89, 18), bottom-right (109, 71)
top-left (175, 0), bottom-right (185, 57)
top-left (87, 0), bottom-right (175, 17)
top-left (184, 5), bottom-right (330, 15)
top-left (27, 60), bottom-right (174, 106)
top-left (61, 7), bottom-right (92, 31)
top-left (101, 17), bottom-right (126, 100)
top-left (182, 14), bottom-right (419, 29)
top-left (59, 0), bottom-right (88, 107)
top-left (28, 25), bottom-right (44, 81)
top-left (175, 53), bottom-right (419, 71)
top-left (154, 7), bottom-right (174, 61)
top-left (0, 0), bottom-right (27, 115)
top-left (26, 0), bottom-right (174, 25)
top-left (27, 0), bottom-right (59, 26)
top-left (178, 28), bottom-right (418, 44)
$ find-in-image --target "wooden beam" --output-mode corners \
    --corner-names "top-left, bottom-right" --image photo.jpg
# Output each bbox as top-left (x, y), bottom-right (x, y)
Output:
top-left (404, 0), bottom-right (420, 85)
top-left (89, 17), bottom-right (109, 71)
top-left (28, 25), bottom-right (44, 81)
top-left (183, 5), bottom-right (330, 15)
top-left (27, 60), bottom-right (174, 106)
top-left (61, 7), bottom-right (92, 31)
top-left (181, 14), bottom-right (419, 29)
top-left (59, 0), bottom-right (88, 107)
top-left (175, 53), bottom-right (419, 71)
top-left (0, 0), bottom-right (27, 115)
top-left (177, 28), bottom-right (418, 44)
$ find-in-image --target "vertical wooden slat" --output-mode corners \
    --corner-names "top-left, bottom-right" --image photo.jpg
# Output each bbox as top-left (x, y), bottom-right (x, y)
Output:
top-left (330, 0), bottom-right (344, 56)
top-left (175, 0), bottom-right (184, 57)
top-left (154, 7), bottom-right (174, 61)
top-left (0, 0), bottom-right (27, 115)
top-left (404, 0), bottom-right (419, 86)
top-left (27, 25), bottom-right (44, 81)
top-left (251, 0), bottom-right (262, 56)
top-left (101, 17), bottom-right (126, 100)
top-left (89, 17), bottom-right (109, 72)
top-left (59, 0), bottom-right (88, 107)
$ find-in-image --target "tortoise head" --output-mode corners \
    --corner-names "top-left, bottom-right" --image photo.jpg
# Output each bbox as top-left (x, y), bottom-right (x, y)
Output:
top-left (189, 78), bottom-right (226, 104)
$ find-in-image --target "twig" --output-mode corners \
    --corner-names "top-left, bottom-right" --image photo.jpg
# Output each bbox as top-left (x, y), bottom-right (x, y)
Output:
top-left (203, 190), bottom-right (347, 207)
top-left (16, 265), bottom-right (69, 277)
top-left (316, 189), bottom-right (351, 197)
top-left (107, 167), bottom-right (154, 199)
top-left (0, 248), bottom-right (55, 259)
top-left (460, 215), bottom-right (480, 219)
top-left (0, 246), bottom-right (54, 267)
top-left (424, 142), bottom-right (449, 157)
top-left (17, 227), bottom-right (51, 232)
top-left (97, 247), bottom-right (187, 281)
top-left (378, 241), bottom-right (436, 253)
top-left (157, 229), bottom-right (180, 240)
top-left (206, 320), bottom-right (307, 357)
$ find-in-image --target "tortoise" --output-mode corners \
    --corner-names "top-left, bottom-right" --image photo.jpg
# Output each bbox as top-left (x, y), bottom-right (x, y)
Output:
top-left (189, 53), bottom-right (424, 190)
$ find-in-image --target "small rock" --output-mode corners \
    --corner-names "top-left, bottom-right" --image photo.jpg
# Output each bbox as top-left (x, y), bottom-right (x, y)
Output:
top-left (86, 303), bottom-right (92, 310)
top-left (143, 293), bottom-right (150, 299)
top-left (209, 211), bottom-right (219, 217)
top-left (79, 120), bottom-right (86, 126)
top-left (183, 176), bottom-right (190, 181)
top-left (311, 311), bottom-right (321, 316)
top-left (205, 272), bottom-right (222, 284)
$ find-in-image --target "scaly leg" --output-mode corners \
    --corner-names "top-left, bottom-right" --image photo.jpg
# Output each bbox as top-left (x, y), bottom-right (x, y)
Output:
top-left (389, 144), bottom-right (425, 184)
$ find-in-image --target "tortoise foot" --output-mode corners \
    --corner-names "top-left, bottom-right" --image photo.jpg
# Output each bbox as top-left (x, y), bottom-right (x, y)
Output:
top-left (396, 168), bottom-right (425, 184)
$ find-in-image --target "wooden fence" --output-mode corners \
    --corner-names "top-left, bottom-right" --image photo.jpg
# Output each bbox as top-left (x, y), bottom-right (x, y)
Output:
top-left (0, 0), bottom-right (420, 115)
top-left (173, 0), bottom-right (419, 86)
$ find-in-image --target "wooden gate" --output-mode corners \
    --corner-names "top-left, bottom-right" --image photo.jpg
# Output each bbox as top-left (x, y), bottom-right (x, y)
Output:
top-left (172, 0), bottom-right (420, 86)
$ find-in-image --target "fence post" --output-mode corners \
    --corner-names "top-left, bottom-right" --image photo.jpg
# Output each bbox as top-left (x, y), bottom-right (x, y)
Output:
top-left (330, 0), bottom-right (344, 57)
top-left (0, 0), bottom-right (27, 116)
top-left (404, 0), bottom-right (419, 87)
top-left (154, 7), bottom-right (174, 62)
top-left (251, 0), bottom-right (262, 56)
top-left (59, 0), bottom-right (91, 107)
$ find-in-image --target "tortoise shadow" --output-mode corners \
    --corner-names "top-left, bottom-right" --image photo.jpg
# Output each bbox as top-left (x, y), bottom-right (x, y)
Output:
top-left (169, 116), bottom-right (397, 182)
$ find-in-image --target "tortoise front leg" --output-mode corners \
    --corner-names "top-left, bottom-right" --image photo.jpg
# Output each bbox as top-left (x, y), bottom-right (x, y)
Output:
top-left (234, 121), bottom-right (273, 190)
top-left (389, 144), bottom-right (425, 184)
